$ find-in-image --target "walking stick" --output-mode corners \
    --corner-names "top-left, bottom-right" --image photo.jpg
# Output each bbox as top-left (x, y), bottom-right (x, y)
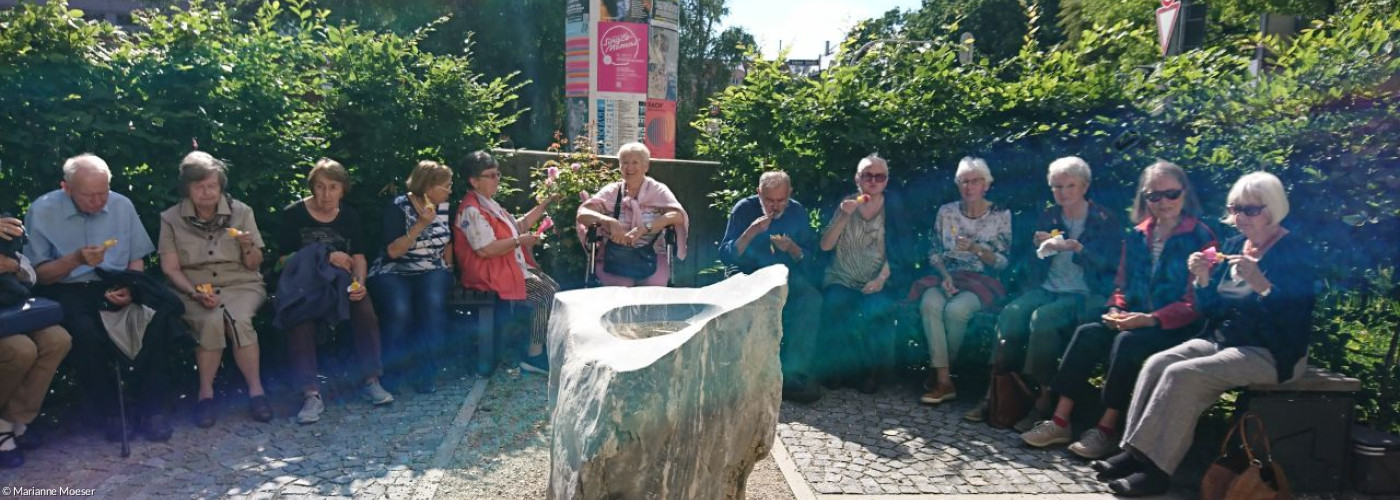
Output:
top-left (114, 365), bottom-right (130, 458)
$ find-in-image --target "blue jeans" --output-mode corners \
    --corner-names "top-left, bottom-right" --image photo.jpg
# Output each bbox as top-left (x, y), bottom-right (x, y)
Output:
top-left (368, 269), bottom-right (451, 385)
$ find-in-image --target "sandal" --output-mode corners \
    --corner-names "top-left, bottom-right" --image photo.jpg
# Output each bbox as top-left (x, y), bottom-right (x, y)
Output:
top-left (0, 432), bottom-right (23, 468)
top-left (248, 395), bottom-right (274, 423)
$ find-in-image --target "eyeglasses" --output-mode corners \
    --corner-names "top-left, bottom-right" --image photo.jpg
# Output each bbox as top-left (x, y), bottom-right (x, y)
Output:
top-left (956, 177), bottom-right (987, 186)
top-left (1143, 189), bottom-right (1183, 202)
top-left (1227, 204), bottom-right (1266, 217)
top-left (859, 173), bottom-right (888, 183)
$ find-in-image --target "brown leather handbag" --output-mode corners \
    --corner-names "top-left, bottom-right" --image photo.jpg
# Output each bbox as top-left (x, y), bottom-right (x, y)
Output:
top-left (1200, 413), bottom-right (1294, 500)
top-left (986, 339), bottom-right (1032, 429)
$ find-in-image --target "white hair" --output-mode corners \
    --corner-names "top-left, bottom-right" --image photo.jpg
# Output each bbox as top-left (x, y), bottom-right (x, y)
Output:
top-left (955, 156), bottom-right (992, 184)
top-left (617, 142), bottom-right (651, 163)
top-left (758, 170), bottom-right (791, 192)
top-left (1223, 171), bottom-right (1290, 227)
top-left (1047, 156), bottom-right (1091, 185)
top-left (857, 153), bottom-right (887, 172)
top-left (62, 153), bottom-right (113, 183)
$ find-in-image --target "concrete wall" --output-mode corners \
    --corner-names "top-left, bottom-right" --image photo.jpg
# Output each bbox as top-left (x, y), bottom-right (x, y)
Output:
top-left (490, 149), bottom-right (728, 288)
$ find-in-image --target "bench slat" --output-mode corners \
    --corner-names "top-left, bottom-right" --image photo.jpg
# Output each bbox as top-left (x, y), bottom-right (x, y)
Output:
top-left (1246, 366), bottom-right (1361, 393)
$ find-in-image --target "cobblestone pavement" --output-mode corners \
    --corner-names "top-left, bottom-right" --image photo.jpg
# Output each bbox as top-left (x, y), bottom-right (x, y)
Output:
top-left (777, 387), bottom-right (1111, 496)
top-left (0, 367), bottom-right (484, 499)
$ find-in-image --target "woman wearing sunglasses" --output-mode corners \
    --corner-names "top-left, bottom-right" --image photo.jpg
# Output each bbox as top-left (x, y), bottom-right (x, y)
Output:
top-left (818, 154), bottom-right (916, 394)
top-left (1019, 160), bottom-right (1214, 458)
top-left (1093, 171), bottom-right (1315, 496)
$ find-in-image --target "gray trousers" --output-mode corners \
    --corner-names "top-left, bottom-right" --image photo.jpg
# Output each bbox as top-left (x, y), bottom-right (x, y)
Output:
top-left (1121, 338), bottom-right (1305, 474)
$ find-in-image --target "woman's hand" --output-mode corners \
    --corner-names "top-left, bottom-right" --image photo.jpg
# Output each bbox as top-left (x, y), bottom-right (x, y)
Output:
top-left (329, 251), bottom-right (354, 272)
top-left (1032, 230), bottom-right (1052, 246)
top-left (607, 219), bottom-right (631, 245)
top-left (517, 233), bottom-right (540, 247)
top-left (193, 290), bottom-right (220, 309)
top-left (104, 286), bottom-right (134, 308)
top-left (1058, 238), bottom-right (1083, 253)
top-left (414, 199), bottom-right (437, 227)
top-left (1187, 251), bottom-right (1214, 284)
top-left (1108, 312), bottom-right (1155, 331)
top-left (838, 199), bottom-right (858, 215)
top-left (0, 217), bottom-right (22, 241)
top-left (954, 236), bottom-right (975, 252)
top-left (862, 275), bottom-right (887, 295)
top-left (348, 282), bottom-right (367, 302)
top-left (233, 229), bottom-right (256, 248)
top-left (1226, 254), bottom-right (1268, 290)
top-left (940, 277), bottom-right (959, 297)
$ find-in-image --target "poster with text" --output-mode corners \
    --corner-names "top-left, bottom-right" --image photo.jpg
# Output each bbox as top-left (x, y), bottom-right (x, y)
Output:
top-left (595, 99), bottom-right (646, 155)
top-left (647, 27), bottom-right (678, 101)
top-left (597, 22), bottom-right (648, 94)
top-left (566, 0), bottom-right (589, 28)
top-left (644, 99), bottom-right (676, 159)
top-left (649, 0), bottom-right (680, 30)
top-left (597, 0), bottom-right (647, 22)
top-left (565, 35), bottom-right (590, 97)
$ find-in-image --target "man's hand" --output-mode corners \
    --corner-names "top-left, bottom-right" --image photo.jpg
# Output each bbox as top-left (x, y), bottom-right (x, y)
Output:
top-left (0, 217), bottom-right (22, 241)
top-left (348, 282), bottom-right (368, 302)
top-left (104, 286), bottom-right (134, 308)
top-left (770, 234), bottom-right (797, 254)
top-left (744, 215), bottom-right (773, 237)
top-left (329, 251), bottom-right (354, 272)
top-left (77, 245), bottom-right (107, 267)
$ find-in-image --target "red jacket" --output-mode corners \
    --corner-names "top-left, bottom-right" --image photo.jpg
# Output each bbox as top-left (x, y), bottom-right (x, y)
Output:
top-left (453, 192), bottom-right (537, 300)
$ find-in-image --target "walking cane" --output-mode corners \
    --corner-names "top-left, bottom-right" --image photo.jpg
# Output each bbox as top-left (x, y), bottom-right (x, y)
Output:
top-left (114, 365), bottom-right (130, 458)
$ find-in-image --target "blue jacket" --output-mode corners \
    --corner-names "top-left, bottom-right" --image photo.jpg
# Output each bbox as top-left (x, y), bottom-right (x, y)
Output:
top-left (719, 195), bottom-right (817, 275)
top-left (1022, 201), bottom-right (1123, 298)
top-left (1198, 233), bottom-right (1316, 383)
top-left (1109, 216), bottom-right (1216, 330)
top-left (274, 243), bottom-right (350, 329)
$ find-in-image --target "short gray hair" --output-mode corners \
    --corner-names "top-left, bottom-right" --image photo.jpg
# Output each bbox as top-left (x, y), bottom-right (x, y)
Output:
top-left (1047, 156), bottom-right (1091, 185)
top-left (757, 171), bottom-right (791, 192)
top-left (178, 151), bottom-right (228, 197)
top-left (857, 153), bottom-right (887, 172)
top-left (1224, 171), bottom-right (1290, 227)
top-left (617, 142), bottom-right (651, 163)
top-left (63, 153), bottom-right (112, 183)
top-left (955, 156), bottom-right (993, 184)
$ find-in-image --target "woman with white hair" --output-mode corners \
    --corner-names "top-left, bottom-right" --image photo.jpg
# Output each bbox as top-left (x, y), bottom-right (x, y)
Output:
top-left (576, 142), bottom-right (689, 287)
top-left (1092, 171), bottom-right (1316, 496)
top-left (917, 157), bottom-right (1012, 405)
top-left (985, 156), bottom-right (1122, 432)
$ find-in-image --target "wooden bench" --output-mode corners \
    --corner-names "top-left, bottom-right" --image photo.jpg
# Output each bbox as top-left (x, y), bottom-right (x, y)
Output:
top-left (446, 287), bottom-right (499, 375)
top-left (1238, 365), bottom-right (1361, 492)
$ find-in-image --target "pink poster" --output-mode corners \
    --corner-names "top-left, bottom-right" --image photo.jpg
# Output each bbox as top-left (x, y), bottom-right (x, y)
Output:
top-left (644, 99), bottom-right (676, 159)
top-left (597, 22), bottom-right (648, 94)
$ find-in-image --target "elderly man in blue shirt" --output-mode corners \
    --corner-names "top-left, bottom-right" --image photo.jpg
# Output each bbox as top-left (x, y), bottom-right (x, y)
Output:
top-left (23, 153), bottom-right (172, 442)
top-left (719, 171), bottom-right (824, 403)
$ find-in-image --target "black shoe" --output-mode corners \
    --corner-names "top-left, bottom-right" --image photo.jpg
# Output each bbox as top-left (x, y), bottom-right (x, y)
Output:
top-left (1092, 450), bottom-right (1143, 481)
top-left (1107, 470), bottom-right (1170, 497)
top-left (140, 414), bottom-right (173, 442)
top-left (782, 378), bottom-right (823, 404)
top-left (104, 416), bottom-right (128, 443)
top-left (193, 399), bottom-right (216, 428)
top-left (14, 427), bottom-right (43, 451)
top-left (248, 396), bottom-right (273, 423)
top-left (0, 433), bottom-right (23, 468)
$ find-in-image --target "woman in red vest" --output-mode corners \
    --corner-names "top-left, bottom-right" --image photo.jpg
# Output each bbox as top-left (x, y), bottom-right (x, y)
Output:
top-left (452, 151), bottom-right (559, 375)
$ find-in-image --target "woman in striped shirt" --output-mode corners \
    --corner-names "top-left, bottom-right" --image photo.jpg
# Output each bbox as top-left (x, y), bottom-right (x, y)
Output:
top-left (367, 161), bottom-right (454, 394)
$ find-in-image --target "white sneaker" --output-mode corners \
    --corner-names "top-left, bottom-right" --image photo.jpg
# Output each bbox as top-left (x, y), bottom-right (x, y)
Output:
top-left (1020, 419), bottom-right (1072, 448)
top-left (362, 381), bottom-right (395, 406)
top-left (1068, 428), bottom-right (1120, 459)
top-left (297, 394), bottom-right (324, 424)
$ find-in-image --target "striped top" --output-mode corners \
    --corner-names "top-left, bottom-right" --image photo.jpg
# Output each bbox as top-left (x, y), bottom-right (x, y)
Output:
top-left (369, 195), bottom-right (451, 276)
top-left (823, 207), bottom-right (887, 289)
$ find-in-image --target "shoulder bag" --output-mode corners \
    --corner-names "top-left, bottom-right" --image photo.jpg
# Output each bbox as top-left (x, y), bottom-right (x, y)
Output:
top-left (1200, 412), bottom-right (1293, 500)
top-left (602, 184), bottom-right (658, 280)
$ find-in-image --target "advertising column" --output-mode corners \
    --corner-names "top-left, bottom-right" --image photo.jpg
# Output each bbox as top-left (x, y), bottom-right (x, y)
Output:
top-left (567, 0), bottom-right (679, 158)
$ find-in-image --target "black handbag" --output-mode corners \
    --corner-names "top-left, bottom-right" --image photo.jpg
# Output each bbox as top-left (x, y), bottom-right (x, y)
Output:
top-left (601, 185), bottom-right (658, 280)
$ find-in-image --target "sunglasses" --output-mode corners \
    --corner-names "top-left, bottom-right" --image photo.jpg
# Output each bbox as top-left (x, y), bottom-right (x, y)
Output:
top-left (1143, 189), bottom-right (1184, 202)
top-left (1227, 204), bottom-right (1267, 217)
top-left (859, 172), bottom-right (888, 183)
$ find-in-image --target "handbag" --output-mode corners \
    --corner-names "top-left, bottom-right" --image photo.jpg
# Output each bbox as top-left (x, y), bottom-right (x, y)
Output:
top-left (601, 185), bottom-right (658, 280)
top-left (0, 297), bottom-right (65, 337)
top-left (986, 338), bottom-right (1033, 429)
top-left (1200, 413), bottom-right (1294, 500)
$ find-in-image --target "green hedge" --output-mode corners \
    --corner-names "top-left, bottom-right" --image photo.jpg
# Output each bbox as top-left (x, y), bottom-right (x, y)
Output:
top-left (699, 1), bottom-right (1400, 430)
top-left (0, 0), bottom-right (522, 255)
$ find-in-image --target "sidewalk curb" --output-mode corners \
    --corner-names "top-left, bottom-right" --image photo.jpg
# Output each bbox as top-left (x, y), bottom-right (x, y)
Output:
top-left (413, 376), bottom-right (489, 500)
top-left (770, 431), bottom-right (818, 500)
